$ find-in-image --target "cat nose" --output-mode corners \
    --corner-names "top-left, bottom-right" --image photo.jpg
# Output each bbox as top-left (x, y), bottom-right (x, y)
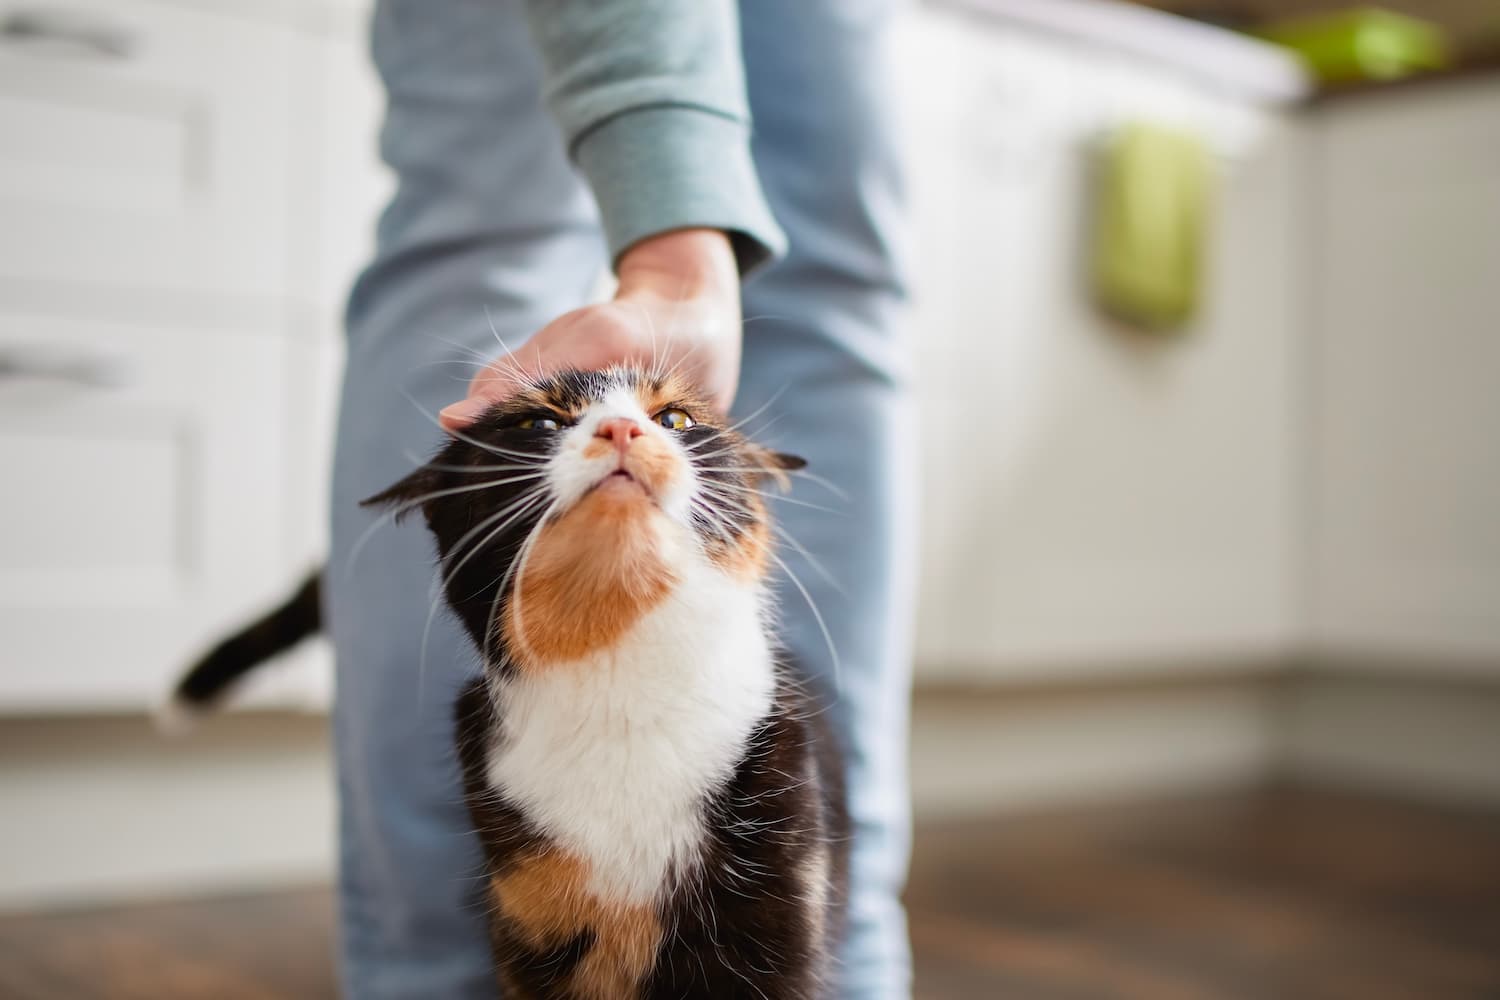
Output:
top-left (595, 417), bottom-right (644, 457)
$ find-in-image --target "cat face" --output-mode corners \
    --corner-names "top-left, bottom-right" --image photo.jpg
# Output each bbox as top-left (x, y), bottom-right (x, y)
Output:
top-left (364, 367), bottom-right (801, 669)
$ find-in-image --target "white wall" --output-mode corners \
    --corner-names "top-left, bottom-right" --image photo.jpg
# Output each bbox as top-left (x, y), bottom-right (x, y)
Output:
top-left (0, 713), bottom-right (333, 911)
top-left (1308, 79), bottom-right (1500, 666)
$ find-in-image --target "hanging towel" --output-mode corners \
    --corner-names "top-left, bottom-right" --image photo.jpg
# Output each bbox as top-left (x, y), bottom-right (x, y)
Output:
top-left (1091, 123), bottom-right (1214, 334)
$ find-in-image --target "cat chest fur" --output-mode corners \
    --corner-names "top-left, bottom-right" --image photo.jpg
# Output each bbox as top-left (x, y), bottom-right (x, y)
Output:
top-left (485, 561), bottom-right (775, 908)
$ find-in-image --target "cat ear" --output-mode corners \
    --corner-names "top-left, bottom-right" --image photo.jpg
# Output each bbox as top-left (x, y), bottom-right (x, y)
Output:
top-left (360, 464), bottom-right (442, 523)
top-left (744, 444), bottom-right (807, 491)
top-left (772, 452), bottom-right (807, 472)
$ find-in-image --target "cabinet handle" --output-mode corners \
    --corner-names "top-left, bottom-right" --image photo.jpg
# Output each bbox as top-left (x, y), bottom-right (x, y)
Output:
top-left (0, 345), bottom-right (131, 387)
top-left (0, 8), bottom-right (135, 59)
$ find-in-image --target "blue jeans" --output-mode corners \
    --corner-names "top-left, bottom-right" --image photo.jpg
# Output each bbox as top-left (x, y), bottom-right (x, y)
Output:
top-left (327, 1), bottom-right (914, 996)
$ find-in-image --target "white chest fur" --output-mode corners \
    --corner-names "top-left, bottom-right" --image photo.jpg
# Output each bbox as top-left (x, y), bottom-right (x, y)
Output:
top-left (486, 559), bottom-right (775, 906)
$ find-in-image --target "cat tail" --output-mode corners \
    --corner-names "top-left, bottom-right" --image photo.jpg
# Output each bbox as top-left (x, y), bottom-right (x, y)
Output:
top-left (155, 570), bottom-right (322, 735)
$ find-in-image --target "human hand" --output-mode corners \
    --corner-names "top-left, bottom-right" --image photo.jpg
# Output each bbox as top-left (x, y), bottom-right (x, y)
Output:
top-left (438, 229), bottom-right (742, 430)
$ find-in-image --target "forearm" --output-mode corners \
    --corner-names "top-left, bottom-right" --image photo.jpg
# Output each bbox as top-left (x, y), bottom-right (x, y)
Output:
top-left (518, 0), bottom-right (784, 273)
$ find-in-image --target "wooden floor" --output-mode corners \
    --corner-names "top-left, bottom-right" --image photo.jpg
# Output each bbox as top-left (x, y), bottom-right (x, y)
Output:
top-left (906, 786), bottom-right (1500, 999)
top-left (2, 786), bottom-right (1497, 999)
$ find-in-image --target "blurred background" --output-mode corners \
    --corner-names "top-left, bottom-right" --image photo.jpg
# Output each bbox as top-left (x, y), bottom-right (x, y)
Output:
top-left (1, 0), bottom-right (1497, 996)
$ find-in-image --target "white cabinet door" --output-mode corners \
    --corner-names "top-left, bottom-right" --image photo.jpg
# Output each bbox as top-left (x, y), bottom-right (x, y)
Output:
top-left (1310, 79), bottom-right (1500, 667)
top-left (904, 14), bottom-right (1301, 680)
top-left (0, 312), bottom-right (302, 711)
top-left (0, 0), bottom-right (297, 301)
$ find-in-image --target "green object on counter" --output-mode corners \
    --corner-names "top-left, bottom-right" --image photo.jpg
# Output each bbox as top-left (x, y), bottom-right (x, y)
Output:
top-left (1091, 123), bottom-right (1213, 334)
top-left (1255, 8), bottom-right (1450, 84)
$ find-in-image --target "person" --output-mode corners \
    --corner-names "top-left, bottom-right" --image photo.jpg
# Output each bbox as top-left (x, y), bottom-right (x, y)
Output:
top-left (326, 1), bottom-right (915, 996)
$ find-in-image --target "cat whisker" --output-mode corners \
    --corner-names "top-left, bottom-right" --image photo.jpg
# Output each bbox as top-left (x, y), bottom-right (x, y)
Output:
top-left (344, 472), bottom-right (548, 577)
top-left (410, 357), bottom-right (496, 375)
top-left (401, 446), bottom-right (547, 476)
top-left (484, 496), bottom-right (562, 665)
top-left (686, 412), bottom-right (788, 457)
top-left (423, 330), bottom-right (504, 367)
top-left (400, 389), bottom-right (570, 467)
top-left (377, 472), bottom-right (546, 517)
top-left (682, 438), bottom-right (738, 464)
top-left (697, 482), bottom-right (842, 515)
top-left (468, 368), bottom-right (538, 395)
top-left (690, 497), bottom-right (741, 544)
top-left (629, 299), bottom-right (663, 384)
top-left (400, 389), bottom-right (525, 459)
top-left (438, 488), bottom-right (552, 593)
top-left (415, 459), bottom-right (549, 475)
top-left (785, 468), bottom-right (849, 501)
top-left (484, 305), bottom-right (546, 389)
top-left (771, 523), bottom-right (845, 596)
top-left (766, 548), bottom-right (843, 692)
top-left (653, 316), bottom-right (714, 386)
top-left (420, 488), bottom-right (551, 702)
top-left (719, 384), bottom-right (788, 438)
top-left (696, 465), bottom-right (849, 503)
top-left (739, 312), bottom-right (789, 329)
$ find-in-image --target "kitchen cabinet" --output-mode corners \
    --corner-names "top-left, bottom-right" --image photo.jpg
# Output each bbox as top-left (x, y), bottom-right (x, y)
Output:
top-left (0, 313), bottom-right (294, 710)
top-left (1308, 78), bottom-right (1500, 669)
top-left (900, 7), bottom-right (1304, 680)
top-left (0, 0), bottom-right (299, 301)
top-left (0, 0), bottom-right (381, 711)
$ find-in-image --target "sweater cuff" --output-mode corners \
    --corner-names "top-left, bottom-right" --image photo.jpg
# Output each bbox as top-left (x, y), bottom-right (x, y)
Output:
top-left (573, 105), bottom-right (786, 276)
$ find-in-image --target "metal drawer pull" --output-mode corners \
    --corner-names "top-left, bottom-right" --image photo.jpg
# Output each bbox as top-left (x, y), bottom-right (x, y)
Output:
top-left (0, 8), bottom-right (135, 59)
top-left (0, 345), bottom-right (131, 387)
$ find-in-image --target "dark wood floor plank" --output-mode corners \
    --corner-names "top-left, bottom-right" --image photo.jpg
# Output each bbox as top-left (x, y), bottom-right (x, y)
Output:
top-left (0, 889), bottom-right (337, 1000)
top-left (1, 786), bottom-right (1496, 999)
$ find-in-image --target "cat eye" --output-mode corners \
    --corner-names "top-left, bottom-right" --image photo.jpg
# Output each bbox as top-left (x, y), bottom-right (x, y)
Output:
top-left (655, 408), bottom-right (694, 431)
top-left (516, 415), bottom-right (562, 431)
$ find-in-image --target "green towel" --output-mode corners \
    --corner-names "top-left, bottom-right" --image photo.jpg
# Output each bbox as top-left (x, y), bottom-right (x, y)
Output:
top-left (1091, 123), bottom-right (1214, 334)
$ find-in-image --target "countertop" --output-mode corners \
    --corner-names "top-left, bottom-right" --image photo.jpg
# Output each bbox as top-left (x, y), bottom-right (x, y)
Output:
top-left (935, 0), bottom-right (1314, 105)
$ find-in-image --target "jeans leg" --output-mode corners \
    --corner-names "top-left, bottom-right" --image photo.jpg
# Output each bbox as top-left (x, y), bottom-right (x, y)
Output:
top-left (738, 3), bottom-right (917, 998)
top-left (328, 2), bottom-right (605, 996)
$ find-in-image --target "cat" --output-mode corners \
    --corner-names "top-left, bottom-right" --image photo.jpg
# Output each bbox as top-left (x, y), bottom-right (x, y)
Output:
top-left (165, 365), bottom-right (849, 999)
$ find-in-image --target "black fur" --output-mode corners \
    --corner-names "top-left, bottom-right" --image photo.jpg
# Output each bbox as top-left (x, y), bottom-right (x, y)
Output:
top-left (170, 571), bottom-right (321, 708)
top-left (646, 680), bottom-right (850, 999)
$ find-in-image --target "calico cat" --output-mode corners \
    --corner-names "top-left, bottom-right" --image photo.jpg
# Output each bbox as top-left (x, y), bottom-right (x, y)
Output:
top-left (166, 366), bottom-right (849, 999)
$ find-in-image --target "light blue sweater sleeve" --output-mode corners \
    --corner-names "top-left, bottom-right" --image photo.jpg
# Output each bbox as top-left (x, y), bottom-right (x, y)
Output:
top-left (519, 0), bottom-right (785, 274)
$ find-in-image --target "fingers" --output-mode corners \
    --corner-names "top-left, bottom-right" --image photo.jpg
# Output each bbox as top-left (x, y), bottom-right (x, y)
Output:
top-left (438, 394), bottom-right (494, 431)
top-left (433, 298), bottom-right (738, 433)
top-left (438, 355), bottom-right (531, 430)
top-left (436, 306), bottom-right (639, 432)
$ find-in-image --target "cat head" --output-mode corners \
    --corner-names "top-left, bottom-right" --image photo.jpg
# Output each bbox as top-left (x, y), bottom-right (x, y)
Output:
top-left (363, 366), bottom-right (802, 671)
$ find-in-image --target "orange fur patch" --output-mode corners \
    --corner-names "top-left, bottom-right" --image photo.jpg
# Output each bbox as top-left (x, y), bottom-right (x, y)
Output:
top-left (504, 484), bottom-right (678, 667)
top-left (491, 851), bottom-right (662, 1000)
top-left (709, 505), bottom-right (773, 581)
top-left (621, 437), bottom-right (679, 497)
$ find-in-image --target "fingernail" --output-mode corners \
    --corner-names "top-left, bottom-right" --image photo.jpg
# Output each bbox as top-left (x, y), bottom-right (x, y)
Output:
top-left (439, 397), bottom-right (489, 430)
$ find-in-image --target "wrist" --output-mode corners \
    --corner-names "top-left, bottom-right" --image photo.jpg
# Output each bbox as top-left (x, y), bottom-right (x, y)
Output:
top-left (616, 229), bottom-right (739, 306)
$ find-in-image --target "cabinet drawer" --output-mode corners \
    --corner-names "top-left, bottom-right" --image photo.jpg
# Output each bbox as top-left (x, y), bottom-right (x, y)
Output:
top-left (0, 313), bottom-right (300, 710)
top-left (0, 0), bottom-right (299, 300)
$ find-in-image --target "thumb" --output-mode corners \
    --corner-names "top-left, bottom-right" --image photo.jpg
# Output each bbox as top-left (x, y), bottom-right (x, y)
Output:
top-left (439, 395), bottom-right (492, 432)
